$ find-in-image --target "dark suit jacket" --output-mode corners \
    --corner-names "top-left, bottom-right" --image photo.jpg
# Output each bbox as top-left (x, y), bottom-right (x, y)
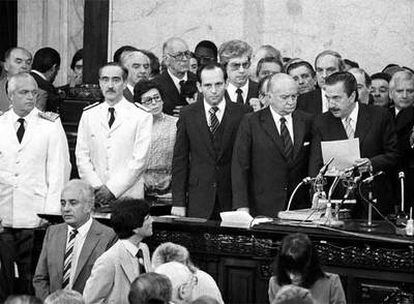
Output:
top-left (30, 71), bottom-right (61, 114)
top-left (33, 219), bottom-right (117, 301)
top-left (232, 108), bottom-right (313, 217)
top-left (309, 103), bottom-right (400, 216)
top-left (225, 80), bottom-right (259, 105)
top-left (153, 70), bottom-right (198, 115)
top-left (297, 88), bottom-right (323, 115)
top-left (172, 100), bottom-right (248, 219)
top-left (123, 87), bottom-right (134, 102)
top-left (0, 238), bottom-right (14, 302)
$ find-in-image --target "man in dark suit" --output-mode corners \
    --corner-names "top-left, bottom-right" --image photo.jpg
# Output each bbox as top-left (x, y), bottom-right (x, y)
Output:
top-left (232, 73), bottom-right (313, 217)
top-left (171, 63), bottom-right (247, 219)
top-left (309, 72), bottom-right (400, 218)
top-left (0, 221), bottom-right (14, 302)
top-left (33, 179), bottom-right (117, 301)
top-left (218, 40), bottom-right (259, 108)
top-left (297, 50), bottom-right (345, 115)
top-left (389, 70), bottom-right (414, 119)
top-left (30, 47), bottom-right (62, 113)
top-left (154, 37), bottom-right (197, 116)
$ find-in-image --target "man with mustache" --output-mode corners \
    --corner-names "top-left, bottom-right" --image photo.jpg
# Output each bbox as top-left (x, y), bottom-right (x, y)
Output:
top-left (75, 62), bottom-right (152, 207)
top-left (309, 71), bottom-right (399, 218)
top-left (0, 72), bottom-right (67, 294)
top-left (33, 179), bottom-right (117, 300)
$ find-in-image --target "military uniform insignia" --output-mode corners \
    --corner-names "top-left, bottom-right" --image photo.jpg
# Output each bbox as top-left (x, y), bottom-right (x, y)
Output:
top-left (38, 111), bottom-right (60, 121)
top-left (134, 102), bottom-right (150, 112)
top-left (83, 102), bottom-right (100, 111)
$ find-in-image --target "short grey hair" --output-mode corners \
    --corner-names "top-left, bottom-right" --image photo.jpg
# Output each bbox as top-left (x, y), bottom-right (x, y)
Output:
top-left (63, 179), bottom-right (95, 208)
top-left (44, 289), bottom-right (84, 304)
top-left (218, 40), bottom-right (253, 65)
top-left (152, 242), bottom-right (197, 272)
top-left (314, 50), bottom-right (345, 71)
top-left (7, 72), bottom-right (37, 97)
top-left (389, 70), bottom-right (414, 91)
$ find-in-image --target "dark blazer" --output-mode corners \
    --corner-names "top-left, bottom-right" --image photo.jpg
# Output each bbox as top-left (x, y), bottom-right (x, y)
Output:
top-left (309, 103), bottom-right (400, 216)
top-left (172, 100), bottom-right (248, 219)
top-left (225, 79), bottom-right (259, 105)
top-left (123, 87), bottom-right (134, 102)
top-left (153, 70), bottom-right (198, 115)
top-left (232, 108), bottom-right (313, 217)
top-left (297, 88), bottom-right (323, 115)
top-left (33, 219), bottom-right (117, 301)
top-left (30, 71), bottom-right (61, 114)
top-left (0, 238), bottom-right (14, 302)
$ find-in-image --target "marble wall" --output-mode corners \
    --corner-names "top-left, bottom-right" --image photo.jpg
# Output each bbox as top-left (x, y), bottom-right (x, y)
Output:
top-left (18, 0), bottom-right (84, 86)
top-left (109, 0), bottom-right (414, 74)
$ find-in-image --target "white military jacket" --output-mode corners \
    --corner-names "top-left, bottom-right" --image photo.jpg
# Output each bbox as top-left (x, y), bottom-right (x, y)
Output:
top-left (75, 97), bottom-right (153, 198)
top-left (0, 108), bottom-right (67, 228)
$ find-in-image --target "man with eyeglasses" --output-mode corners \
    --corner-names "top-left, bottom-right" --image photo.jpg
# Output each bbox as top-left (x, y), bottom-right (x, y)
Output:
top-left (0, 47), bottom-right (32, 113)
top-left (75, 63), bottom-right (152, 208)
top-left (171, 63), bottom-right (248, 220)
top-left (219, 40), bottom-right (259, 106)
top-left (0, 72), bottom-right (67, 294)
top-left (232, 73), bottom-right (313, 217)
top-left (154, 37), bottom-right (197, 116)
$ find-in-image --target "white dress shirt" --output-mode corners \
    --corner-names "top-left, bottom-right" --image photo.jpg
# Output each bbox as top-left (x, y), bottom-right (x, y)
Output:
top-left (321, 88), bottom-right (329, 113)
top-left (10, 108), bottom-right (32, 132)
top-left (269, 106), bottom-right (294, 143)
top-left (204, 99), bottom-right (226, 126)
top-left (227, 80), bottom-right (249, 103)
top-left (67, 216), bottom-right (93, 288)
top-left (341, 102), bottom-right (359, 133)
top-left (167, 69), bottom-right (188, 92)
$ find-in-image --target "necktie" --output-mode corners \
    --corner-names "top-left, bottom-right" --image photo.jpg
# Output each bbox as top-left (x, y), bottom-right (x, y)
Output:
top-left (108, 107), bottom-right (115, 128)
top-left (62, 229), bottom-right (78, 289)
top-left (16, 118), bottom-right (25, 143)
top-left (136, 249), bottom-right (146, 274)
top-left (344, 116), bottom-right (354, 139)
top-left (209, 106), bottom-right (220, 134)
top-left (179, 80), bottom-right (186, 94)
top-left (236, 88), bottom-right (244, 104)
top-left (280, 117), bottom-right (293, 161)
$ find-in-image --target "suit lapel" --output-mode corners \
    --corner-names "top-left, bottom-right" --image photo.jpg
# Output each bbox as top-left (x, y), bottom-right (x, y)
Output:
top-left (217, 101), bottom-right (233, 160)
top-left (194, 102), bottom-right (216, 159)
top-left (119, 243), bottom-right (138, 283)
top-left (163, 71), bottom-right (180, 97)
top-left (355, 104), bottom-right (371, 145)
top-left (292, 111), bottom-right (306, 160)
top-left (259, 108), bottom-right (286, 159)
top-left (72, 220), bottom-right (101, 284)
top-left (56, 225), bottom-right (68, 286)
top-left (123, 88), bottom-right (134, 102)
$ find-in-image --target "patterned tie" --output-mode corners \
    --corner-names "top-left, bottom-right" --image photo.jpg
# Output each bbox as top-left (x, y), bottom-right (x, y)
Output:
top-left (16, 118), bottom-right (25, 143)
top-left (344, 116), bottom-right (354, 139)
top-left (108, 107), bottom-right (115, 128)
top-left (136, 249), bottom-right (146, 274)
top-left (62, 229), bottom-right (78, 289)
top-left (236, 88), bottom-right (244, 104)
top-left (280, 117), bottom-right (293, 161)
top-left (209, 106), bottom-right (220, 134)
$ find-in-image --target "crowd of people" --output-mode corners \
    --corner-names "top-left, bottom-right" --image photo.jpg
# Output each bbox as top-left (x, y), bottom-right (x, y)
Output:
top-left (0, 34), bottom-right (413, 303)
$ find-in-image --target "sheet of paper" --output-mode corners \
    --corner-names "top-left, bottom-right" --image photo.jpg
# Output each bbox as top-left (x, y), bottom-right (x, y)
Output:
top-left (220, 211), bottom-right (253, 228)
top-left (321, 138), bottom-right (360, 176)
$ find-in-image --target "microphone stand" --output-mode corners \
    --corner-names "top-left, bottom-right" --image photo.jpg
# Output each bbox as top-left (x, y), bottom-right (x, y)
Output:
top-left (396, 172), bottom-right (408, 226)
top-left (360, 173), bottom-right (379, 229)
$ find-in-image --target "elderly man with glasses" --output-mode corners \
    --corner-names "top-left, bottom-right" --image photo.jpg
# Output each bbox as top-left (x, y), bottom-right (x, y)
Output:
top-left (153, 37), bottom-right (198, 116)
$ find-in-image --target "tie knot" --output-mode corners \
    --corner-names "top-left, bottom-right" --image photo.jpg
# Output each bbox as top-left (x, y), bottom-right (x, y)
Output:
top-left (236, 88), bottom-right (243, 95)
top-left (108, 107), bottom-right (115, 114)
top-left (18, 118), bottom-right (25, 124)
top-left (71, 229), bottom-right (78, 236)
top-left (209, 106), bottom-right (219, 114)
top-left (345, 116), bottom-right (351, 123)
top-left (280, 116), bottom-right (286, 124)
top-left (179, 80), bottom-right (186, 87)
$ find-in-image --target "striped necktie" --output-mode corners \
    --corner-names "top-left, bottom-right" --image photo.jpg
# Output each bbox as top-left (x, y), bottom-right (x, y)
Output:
top-left (344, 116), bottom-right (354, 139)
top-left (280, 117), bottom-right (293, 161)
top-left (209, 106), bottom-right (220, 134)
top-left (62, 229), bottom-right (78, 289)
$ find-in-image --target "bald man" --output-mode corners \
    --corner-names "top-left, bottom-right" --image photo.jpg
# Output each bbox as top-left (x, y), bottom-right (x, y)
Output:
top-left (232, 73), bottom-right (313, 217)
top-left (154, 37), bottom-right (198, 116)
top-left (0, 47), bottom-right (32, 113)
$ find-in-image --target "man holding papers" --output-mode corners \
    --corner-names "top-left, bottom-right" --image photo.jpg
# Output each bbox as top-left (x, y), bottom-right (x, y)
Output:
top-left (309, 72), bottom-right (400, 217)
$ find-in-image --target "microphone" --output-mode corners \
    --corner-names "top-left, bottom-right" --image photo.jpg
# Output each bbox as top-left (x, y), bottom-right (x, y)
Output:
top-left (399, 171), bottom-right (405, 212)
top-left (344, 159), bottom-right (369, 174)
top-left (362, 171), bottom-right (384, 184)
top-left (318, 157), bottom-right (334, 177)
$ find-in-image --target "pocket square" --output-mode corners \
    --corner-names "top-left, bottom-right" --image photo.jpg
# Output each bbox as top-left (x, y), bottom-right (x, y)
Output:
top-left (303, 142), bottom-right (310, 146)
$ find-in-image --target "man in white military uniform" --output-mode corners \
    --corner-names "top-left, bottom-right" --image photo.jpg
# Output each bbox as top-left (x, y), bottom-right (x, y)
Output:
top-left (0, 72), bottom-right (67, 294)
top-left (75, 62), bottom-right (152, 206)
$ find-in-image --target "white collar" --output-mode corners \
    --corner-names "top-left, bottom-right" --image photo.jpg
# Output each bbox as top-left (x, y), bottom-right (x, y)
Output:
top-left (227, 80), bottom-right (249, 95)
top-left (10, 107), bottom-right (37, 122)
top-left (269, 106), bottom-right (293, 123)
top-left (342, 102), bottom-right (359, 123)
top-left (120, 239), bottom-right (141, 257)
top-left (167, 68), bottom-right (187, 82)
top-left (67, 216), bottom-right (93, 237)
top-left (31, 70), bottom-right (47, 81)
top-left (203, 98), bottom-right (226, 112)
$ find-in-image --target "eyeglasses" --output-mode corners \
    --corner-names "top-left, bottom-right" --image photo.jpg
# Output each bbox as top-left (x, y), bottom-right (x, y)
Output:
top-left (17, 89), bottom-right (38, 97)
top-left (141, 94), bottom-right (162, 105)
top-left (168, 51), bottom-right (192, 60)
top-left (228, 61), bottom-right (251, 71)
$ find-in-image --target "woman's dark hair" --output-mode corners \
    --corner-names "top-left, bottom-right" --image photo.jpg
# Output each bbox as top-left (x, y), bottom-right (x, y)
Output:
top-left (133, 79), bottom-right (165, 103)
top-left (70, 49), bottom-right (83, 70)
top-left (111, 199), bottom-right (150, 239)
top-left (273, 233), bottom-right (325, 288)
top-left (142, 50), bottom-right (160, 78)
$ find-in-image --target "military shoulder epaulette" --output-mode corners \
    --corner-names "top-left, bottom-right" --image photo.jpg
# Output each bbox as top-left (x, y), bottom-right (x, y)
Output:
top-left (134, 102), bottom-right (150, 113)
top-left (38, 111), bottom-right (59, 122)
top-left (83, 102), bottom-right (100, 111)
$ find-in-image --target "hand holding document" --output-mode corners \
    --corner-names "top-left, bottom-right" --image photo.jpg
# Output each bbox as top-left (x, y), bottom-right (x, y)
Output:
top-left (321, 138), bottom-right (360, 176)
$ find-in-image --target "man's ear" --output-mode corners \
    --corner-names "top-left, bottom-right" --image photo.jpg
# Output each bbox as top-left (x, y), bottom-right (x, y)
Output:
top-left (178, 283), bottom-right (192, 301)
